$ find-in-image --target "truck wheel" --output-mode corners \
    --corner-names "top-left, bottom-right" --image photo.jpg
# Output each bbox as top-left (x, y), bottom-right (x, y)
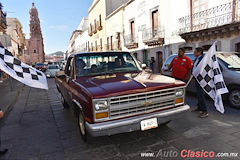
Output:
top-left (78, 111), bottom-right (92, 142)
top-left (228, 86), bottom-right (240, 109)
top-left (61, 94), bottom-right (69, 108)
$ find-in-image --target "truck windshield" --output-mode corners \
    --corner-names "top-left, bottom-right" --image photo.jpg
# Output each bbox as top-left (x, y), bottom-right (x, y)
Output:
top-left (75, 52), bottom-right (141, 76)
top-left (217, 52), bottom-right (240, 70)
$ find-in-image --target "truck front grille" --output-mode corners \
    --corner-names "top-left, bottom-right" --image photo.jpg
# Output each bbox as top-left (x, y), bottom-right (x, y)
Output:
top-left (109, 88), bottom-right (176, 119)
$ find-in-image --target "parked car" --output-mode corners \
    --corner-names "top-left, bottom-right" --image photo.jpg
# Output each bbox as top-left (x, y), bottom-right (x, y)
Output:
top-left (34, 63), bottom-right (47, 72)
top-left (45, 65), bottom-right (60, 78)
top-left (161, 52), bottom-right (240, 109)
top-left (55, 51), bottom-right (190, 142)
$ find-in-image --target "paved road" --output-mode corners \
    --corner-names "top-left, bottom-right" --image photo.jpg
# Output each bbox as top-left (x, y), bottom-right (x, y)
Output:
top-left (0, 78), bottom-right (239, 160)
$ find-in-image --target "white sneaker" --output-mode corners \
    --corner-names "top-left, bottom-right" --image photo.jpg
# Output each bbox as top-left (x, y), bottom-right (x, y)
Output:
top-left (0, 80), bottom-right (3, 83)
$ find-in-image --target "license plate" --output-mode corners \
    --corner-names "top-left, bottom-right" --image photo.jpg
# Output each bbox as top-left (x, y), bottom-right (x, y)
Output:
top-left (140, 118), bottom-right (158, 131)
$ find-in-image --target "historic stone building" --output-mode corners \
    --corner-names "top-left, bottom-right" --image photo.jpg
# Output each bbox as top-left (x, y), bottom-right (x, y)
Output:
top-left (178, 0), bottom-right (240, 52)
top-left (0, 2), bottom-right (11, 48)
top-left (6, 18), bottom-right (26, 62)
top-left (0, 3), bottom-right (7, 34)
top-left (25, 2), bottom-right (45, 64)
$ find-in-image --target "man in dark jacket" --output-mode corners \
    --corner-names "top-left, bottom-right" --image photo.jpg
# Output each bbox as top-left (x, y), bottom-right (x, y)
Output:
top-left (191, 47), bottom-right (209, 118)
top-left (0, 109), bottom-right (8, 155)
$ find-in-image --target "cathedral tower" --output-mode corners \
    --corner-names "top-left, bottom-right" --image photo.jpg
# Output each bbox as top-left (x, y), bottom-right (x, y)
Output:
top-left (26, 2), bottom-right (45, 64)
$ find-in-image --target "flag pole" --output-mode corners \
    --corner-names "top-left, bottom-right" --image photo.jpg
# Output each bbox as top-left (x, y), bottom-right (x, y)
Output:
top-left (9, 75), bottom-right (13, 91)
top-left (185, 75), bottom-right (193, 87)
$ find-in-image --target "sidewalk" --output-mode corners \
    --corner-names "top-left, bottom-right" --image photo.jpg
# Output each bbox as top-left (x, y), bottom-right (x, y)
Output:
top-left (0, 78), bottom-right (23, 123)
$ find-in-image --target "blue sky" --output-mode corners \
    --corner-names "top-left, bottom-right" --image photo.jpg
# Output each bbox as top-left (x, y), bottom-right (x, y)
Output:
top-left (1, 0), bottom-right (93, 54)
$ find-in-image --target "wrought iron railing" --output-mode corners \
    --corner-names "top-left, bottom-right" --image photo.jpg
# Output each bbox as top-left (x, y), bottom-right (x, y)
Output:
top-left (142, 26), bottom-right (165, 42)
top-left (179, 1), bottom-right (240, 34)
top-left (124, 34), bottom-right (138, 46)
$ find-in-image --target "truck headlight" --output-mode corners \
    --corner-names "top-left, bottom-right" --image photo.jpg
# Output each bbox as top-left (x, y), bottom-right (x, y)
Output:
top-left (95, 101), bottom-right (108, 111)
top-left (175, 89), bottom-right (184, 97)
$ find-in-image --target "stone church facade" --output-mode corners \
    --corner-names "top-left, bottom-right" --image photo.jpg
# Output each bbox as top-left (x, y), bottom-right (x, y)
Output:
top-left (25, 3), bottom-right (45, 64)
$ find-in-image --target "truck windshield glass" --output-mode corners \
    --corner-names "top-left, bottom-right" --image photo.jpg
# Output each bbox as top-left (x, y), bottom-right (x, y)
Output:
top-left (217, 53), bottom-right (240, 70)
top-left (75, 52), bottom-right (140, 76)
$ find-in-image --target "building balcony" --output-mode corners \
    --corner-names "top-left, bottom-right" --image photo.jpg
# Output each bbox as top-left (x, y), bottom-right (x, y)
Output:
top-left (142, 26), bottom-right (165, 46)
top-left (88, 31), bottom-right (93, 37)
top-left (93, 25), bottom-right (97, 34)
top-left (178, 1), bottom-right (240, 41)
top-left (88, 26), bottom-right (93, 36)
top-left (124, 34), bottom-right (138, 49)
top-left (97, 21), bottom-right (102, 31)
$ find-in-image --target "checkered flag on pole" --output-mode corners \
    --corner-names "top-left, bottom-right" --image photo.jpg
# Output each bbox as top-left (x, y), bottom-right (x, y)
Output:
top-left (192, 41), bottom-right (228, 113)
top-left (0, 46), bottom-right (48, 90)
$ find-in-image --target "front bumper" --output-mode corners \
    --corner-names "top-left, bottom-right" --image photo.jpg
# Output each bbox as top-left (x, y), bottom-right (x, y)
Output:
top-left (86, 104), bottom-right (190, 137)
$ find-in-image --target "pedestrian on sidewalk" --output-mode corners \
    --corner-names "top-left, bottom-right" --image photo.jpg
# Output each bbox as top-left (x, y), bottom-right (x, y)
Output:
top-left (0, 109), bottom-right (8, 155)
top-left (149, 57), bottom-right (155, 73)
top-left (191, 47), bottom-right (209, 118)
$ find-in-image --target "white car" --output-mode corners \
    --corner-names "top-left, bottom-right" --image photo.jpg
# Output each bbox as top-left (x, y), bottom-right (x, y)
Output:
top-left (45, 65), bottom-right (60, 78)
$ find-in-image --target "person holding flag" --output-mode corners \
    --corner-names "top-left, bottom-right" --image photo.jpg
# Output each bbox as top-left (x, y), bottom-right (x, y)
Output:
top-left (0, 109), bottom-right (8, 155)
top-left (0, 45), bottom-right (48, 155)
top-left (191, 47), bottom-right (209, 118)
top-left (192, 41), bottom-right (228, 117)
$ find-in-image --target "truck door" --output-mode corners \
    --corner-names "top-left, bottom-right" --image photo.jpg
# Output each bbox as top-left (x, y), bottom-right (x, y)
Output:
top-left (61, 57), bottom-right (74, 107)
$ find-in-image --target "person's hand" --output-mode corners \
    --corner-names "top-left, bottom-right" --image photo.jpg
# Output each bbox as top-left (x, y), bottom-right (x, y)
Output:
top-left (0, 110), bottom-right (4, 118)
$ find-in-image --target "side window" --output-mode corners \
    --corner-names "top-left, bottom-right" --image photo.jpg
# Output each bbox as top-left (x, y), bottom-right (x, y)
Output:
top-left (65, 57), bottom-right (73, 76)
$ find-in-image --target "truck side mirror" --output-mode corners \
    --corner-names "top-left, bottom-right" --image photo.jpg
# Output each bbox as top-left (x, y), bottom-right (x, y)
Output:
top-left (56, 71), bottom-right (66, 78)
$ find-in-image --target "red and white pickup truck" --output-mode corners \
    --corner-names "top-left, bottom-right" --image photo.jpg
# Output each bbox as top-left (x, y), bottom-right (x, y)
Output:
top-left (55, 51), bottom-right (190, 142)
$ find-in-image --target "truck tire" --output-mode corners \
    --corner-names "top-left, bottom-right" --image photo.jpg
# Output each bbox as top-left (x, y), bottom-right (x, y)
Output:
top-left (228, 86), bottom-right (240, 109)
top-left (78, 111), bottom-right (92, 142)
top-left (61, 94), bottom-right (69, 108)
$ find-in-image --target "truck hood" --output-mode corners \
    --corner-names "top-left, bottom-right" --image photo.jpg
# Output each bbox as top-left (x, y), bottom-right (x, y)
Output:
top-left (76, 72), bottom-right (185, 98)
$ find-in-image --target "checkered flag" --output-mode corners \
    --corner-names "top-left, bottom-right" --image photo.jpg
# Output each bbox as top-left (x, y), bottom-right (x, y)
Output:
top-left (193, 41), bottom-right (228, 113)
top-left (0, 47), bottom-right (48, 90)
